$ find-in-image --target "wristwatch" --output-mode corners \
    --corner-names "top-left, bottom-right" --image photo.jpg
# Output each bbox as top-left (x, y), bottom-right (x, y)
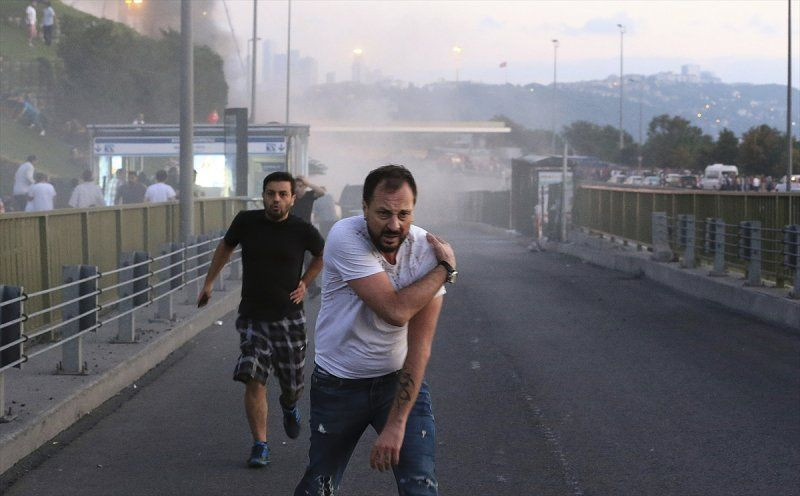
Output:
top-left (438, 260), bottom-right (458, 284)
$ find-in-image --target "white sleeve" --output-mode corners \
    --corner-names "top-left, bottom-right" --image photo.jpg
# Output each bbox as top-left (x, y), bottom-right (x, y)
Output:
top-left (326, 222), bottom-right (384, 282)
top-left (144, 187), bottom-right (152, 202)
top-left (68, 187), bottom-right (78, 208)
top-left (25, 165), bottom-right (34, 185)
top-left (94, 187), bottom-right (106, 206)
top-left (168, 186), bottom-right (176, 199)
top-left (416, 233), bottom-right (446, 298)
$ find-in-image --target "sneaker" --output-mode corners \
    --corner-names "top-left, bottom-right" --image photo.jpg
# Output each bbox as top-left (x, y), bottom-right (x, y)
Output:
top-left (247, 442), bottom-right (270, 468)
top-left (282, 406), bottom-right (302, 439)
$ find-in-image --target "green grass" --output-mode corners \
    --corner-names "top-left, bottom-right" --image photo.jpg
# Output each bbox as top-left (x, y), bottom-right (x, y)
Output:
top-left (0, 0), bottom-right (92, 62)
top-left (0, 114), bottom-right (76, 178)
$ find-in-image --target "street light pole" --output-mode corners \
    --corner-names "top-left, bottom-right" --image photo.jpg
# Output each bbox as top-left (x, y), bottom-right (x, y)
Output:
top-left (617, 24), bottom-right (625, 151)
top-left (551, 39), bottom-right (559, 156)
top-left (179, 0), bottom-right (194, 243)
top-left (285, 0), bottom-right (292, 124)
top-left (452, 45), bottom-right (462, 82)
top-left (631, 77), bottom-right (643, 173)
top-left (249, 0), bottom-right (258, 124)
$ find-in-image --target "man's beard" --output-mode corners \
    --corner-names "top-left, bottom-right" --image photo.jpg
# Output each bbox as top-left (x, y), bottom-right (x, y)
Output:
top-left (265, 204), bottom-right (287, 221)
top-left (368, 225), bottom-right (407, 253)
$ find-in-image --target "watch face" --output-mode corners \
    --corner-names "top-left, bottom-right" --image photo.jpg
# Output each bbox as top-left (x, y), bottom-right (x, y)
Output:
top-left (447, 270), bottom-right (458, 284)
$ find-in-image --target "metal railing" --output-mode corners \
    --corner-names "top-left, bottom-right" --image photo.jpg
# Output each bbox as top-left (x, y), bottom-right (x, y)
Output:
top-left (0, 233), bottom-right (242, 420)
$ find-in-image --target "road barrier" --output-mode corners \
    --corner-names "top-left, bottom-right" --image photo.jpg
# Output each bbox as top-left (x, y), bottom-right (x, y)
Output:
top-left (0, 235), bottom-right (242, 421)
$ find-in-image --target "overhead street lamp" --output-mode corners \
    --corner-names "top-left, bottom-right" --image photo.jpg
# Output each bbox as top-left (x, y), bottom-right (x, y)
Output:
top-left (452, 45), bottom-right (462, 82)
top-left (617, 23), bottom-right (625, 151)
top-left (551, 39), bottom-right (559, 155)
top-left (629, 77), bottom-right (643, 173)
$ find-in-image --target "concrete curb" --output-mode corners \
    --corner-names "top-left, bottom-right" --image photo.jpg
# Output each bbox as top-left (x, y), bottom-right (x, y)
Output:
top-left (0, 286), bottom-right (241, 474)
top-left (552, 234), bottom-right (799, 331)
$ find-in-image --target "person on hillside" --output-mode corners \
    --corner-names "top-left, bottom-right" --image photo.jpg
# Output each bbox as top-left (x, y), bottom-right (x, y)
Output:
top-left (13, 155), bottom-right (36, 212)
top-left (68, 170), bottom-right (105, 208)
top-left (132, 113), bottom-right (145, 125)
top-left (116, 170), bottom-right (147, 205)
top-left (25, 1), bottom-right (37, 47)
top-left (104, 168), bottom-right (125, 206)
top-left (26, 172), bottom-right (56, 212)
top-left (16, 94), bottom-right (46, 136)
top-left (144, 170), bottom-right (177, 203)
top-left (42, 1), bottom-right (55, 46)
top-left (197, 172), bottom-right (324, 468)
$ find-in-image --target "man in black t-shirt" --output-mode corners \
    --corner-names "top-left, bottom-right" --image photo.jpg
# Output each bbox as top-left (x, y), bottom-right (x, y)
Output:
top-left (115, 171), bottom-right (147, 205)
top-left (197, 171), bottom-right (324, 468)
top-left (292, 176), bottom-right (326, 223)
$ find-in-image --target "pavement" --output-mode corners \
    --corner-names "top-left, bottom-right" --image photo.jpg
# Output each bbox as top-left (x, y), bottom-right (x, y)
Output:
top-left (1, 222), bottom-right (798, 495)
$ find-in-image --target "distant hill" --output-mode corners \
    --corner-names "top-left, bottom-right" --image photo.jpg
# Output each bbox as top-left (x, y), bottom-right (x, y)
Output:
top-left (296, 76), bottom-right (799, 140)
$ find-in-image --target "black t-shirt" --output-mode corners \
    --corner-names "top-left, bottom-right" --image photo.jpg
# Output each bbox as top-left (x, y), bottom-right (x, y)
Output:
top-left (224, 211), bottom-right (324, 320)
top-left (117, 182), bottom-right (147, 204)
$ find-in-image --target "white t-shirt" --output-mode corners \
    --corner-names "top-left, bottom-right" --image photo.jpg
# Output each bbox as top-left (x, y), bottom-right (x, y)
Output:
top-left (144, 182), bottom-right (176, 203)
top-left (43, 6), bottom-right (55, 26)
top-left (314, 216), bottom-right (445, 379)
top-left (26, 182), bottom-right (56, 211)
top-left (13, 161), bottom-right (35, 195)
top-left (69, 182), bottom-right (105, 208)
top-left (26, 5), bottom-right (36, 26)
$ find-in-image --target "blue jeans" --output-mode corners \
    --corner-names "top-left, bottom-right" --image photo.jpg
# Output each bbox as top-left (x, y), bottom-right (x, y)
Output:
top-left (295, 365), bottom-right (438, 496)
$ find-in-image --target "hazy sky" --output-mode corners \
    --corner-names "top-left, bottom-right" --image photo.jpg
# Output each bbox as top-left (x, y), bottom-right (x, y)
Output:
top-left (218, 0), bottom-right (799, 86)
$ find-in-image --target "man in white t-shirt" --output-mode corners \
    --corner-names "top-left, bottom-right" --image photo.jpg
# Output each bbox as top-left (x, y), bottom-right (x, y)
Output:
top-left (26, 172), bottom-right (56, 212)
top-left (144, 169), bottom-right (177, 203)
top-left (13, 155), bottom-right (36, 212)
top-left (295, 165), bottom-right (457, 496)
top-left (68, 170), bottom-right (105, 208)
top-left (42, 1), bottom-right (55, 46)
top-left (25, 1), bottom-right (37, 47)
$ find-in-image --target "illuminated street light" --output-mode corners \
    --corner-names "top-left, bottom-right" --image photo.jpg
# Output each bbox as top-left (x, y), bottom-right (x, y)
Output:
top-left (352, 48), bottom-right (363, 82)
top-left (353, 48), bottom-right (363, 56)
top-left (452, 45), bottom-right (462, 82)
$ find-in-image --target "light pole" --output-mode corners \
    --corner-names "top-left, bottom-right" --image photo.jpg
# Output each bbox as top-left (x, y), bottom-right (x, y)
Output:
top-left (617, 24), bottom-right (625, 151)
top-left (179, 0), bottom-right (194, 242)
top-left (786, 0), bottom-right (793, 202)
top-left (285, 0), bottom-right (292, 124)
top-left (452, 45), bottom-right (462, 82)
top-left (630, 77), bottom-right (643, 173)
top-left (250, 0), bottom-right (258, 123)
top-left (352, 48), bottom-right (363, 82)
top-left (551, 39), bottom-right (559, 156)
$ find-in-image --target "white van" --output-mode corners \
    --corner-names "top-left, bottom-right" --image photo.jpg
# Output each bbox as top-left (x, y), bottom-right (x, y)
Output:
top-left (699, 164), bottom-right (738, 190)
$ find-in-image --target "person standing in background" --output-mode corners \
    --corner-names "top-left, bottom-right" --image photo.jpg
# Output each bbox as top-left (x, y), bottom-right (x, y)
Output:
top-left (292, 176), bottom-right (326, 223)
top-left (68, 170), bottom-right (105, 208)
top-left (116, 170), bottom-right (147, 204)
top-left (26, 172), bottom-right (56, 212)
top-left (42, 1), bottom-right (55, 46)
top-left (13, 155), bottom-right (36, 212)
top-left (104, 168), bottom-right (125, 206)
top-left (25, 1), bottom-right (37, 47)
top-left (144, 170), bottom-right (177, 203)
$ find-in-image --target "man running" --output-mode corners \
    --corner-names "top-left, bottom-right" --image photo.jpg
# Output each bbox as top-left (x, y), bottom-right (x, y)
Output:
top-left (295, 165), bottom-right (457, 495)
top-left (198, 171), bottom-right (324, 467)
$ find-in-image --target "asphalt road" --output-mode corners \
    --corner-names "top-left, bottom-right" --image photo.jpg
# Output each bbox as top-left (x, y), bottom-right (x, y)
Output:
top-left (3, 224), bottom-right (799, 495)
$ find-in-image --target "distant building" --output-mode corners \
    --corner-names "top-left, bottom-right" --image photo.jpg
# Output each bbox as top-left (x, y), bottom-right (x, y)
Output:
top-left (325, 71), bottom-right (336, 84)
top-left (261, 40), bottom-right (273, 84)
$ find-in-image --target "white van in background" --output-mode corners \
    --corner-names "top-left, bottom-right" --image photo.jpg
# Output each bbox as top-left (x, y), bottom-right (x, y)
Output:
top-left (699, 164), bottom-right (738, 190)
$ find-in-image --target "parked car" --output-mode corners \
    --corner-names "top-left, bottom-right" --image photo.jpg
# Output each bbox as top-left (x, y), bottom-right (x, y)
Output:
top-left (623, 175), bottom-right (644, 186)
top-left (607, 175), bottom-right (627, 184)
top-left (665, 173), bottom-right (682, 187)
top-left (679, 175), bottom-right (699, 189)
top-left (339, 184), bottom-right (364, 218)
top-left (699, 163), bottom-right (738, 190)
top-left (643, 176), bottom-right (661, 187)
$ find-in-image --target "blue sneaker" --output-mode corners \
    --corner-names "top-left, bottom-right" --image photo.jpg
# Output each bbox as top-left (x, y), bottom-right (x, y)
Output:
top-left (283, 406), bottom-right (302, 439)
top-left (248, 442), bottom-right (270, 468)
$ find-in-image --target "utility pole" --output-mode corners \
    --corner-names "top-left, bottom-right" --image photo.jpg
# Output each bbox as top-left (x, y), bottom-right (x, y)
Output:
top-left (617, 24), bottom-right (625, 151)
top-left (551, 39), bottom-right (559, 156)
top-left (285, 0), bottom-right (292, 123)
top-left (179, 0), bottom-right (194, 242)
top-left (787, 0), bottom-right (793, 222)
top-left (250, 0), bottom-right (258, 124)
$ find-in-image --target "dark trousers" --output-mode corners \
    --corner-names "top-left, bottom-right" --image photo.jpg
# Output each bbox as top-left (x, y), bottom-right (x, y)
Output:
top-left (43, 25), bottom-right (53, 45)
top-left (295, 366), bottom-right (438, 495)
top-left (13, 195), bottom-right (28, 212)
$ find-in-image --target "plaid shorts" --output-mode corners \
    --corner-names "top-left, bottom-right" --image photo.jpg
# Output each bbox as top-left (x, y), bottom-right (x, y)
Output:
top-left (233, 311), bottom-right (307, 409)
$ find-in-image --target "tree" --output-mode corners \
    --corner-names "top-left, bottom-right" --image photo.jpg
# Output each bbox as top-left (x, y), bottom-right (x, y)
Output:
top-left (712, 128), bottom-right (739, 164)
top-left (489, 115), bottom-right (562, 155)
top-left (55, 15), bottom-right (227, 125)
top-left (561, 120), bottom-right (633, 164)
top-left (737, 125), bottom-right (784, 176)
top-left (642, 114), bottom-right (712, 170)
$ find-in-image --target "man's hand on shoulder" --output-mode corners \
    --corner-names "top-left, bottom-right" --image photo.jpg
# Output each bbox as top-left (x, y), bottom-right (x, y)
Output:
top-left (425, 232), bottom-right (456, 269)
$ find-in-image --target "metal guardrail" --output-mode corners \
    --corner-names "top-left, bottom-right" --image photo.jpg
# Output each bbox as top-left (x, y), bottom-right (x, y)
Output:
top-left (0, 234), bottom-right (242, 421)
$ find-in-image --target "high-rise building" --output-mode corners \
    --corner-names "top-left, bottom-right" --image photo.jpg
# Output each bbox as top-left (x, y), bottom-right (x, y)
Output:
top-left (261, 40), bottom-right (273, 84)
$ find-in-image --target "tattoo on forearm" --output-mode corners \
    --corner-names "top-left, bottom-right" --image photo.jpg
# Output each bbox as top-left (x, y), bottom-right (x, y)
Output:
top-left (393, 371), bottom-right (416, 411)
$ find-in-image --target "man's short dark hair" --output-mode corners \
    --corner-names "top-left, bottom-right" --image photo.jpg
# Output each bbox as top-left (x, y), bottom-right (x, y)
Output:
top-left (27, 155), bottom-right (36, 162)
top-left (81, 170), bottom-right (93, 182)
top-left (156, 170), bottom-right (168, 182)
top-left (34, 172), bottom-right (47, 182)
top-left (363, 164), bottom-right (417, 205)
top-left (263, 171), bottom-right (296, 194)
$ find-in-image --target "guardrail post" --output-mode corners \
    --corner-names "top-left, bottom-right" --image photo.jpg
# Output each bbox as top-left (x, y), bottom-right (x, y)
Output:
top-left (154, 242), bottom-right (181, 322)
top-left (0, 285), bottom-right (23, 422)
top-left (651, 212), bottom-right (673, 262)
top-left (678, 214), bottom-right (696, 268)
top-left (706, 218), bottom-right (727, 276)
top-left (783, 225), bottom-right (800, 299)
top-left (114, 251), bottom-right (148, 343)
top-left (58, 265), bottom-right (97, 375)
top-left (184, 236), bottom-right (199, 305)
top-left (212, 233), bottom-right (226, 292)
top-left (739, 221), bottom-right (762, 287)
